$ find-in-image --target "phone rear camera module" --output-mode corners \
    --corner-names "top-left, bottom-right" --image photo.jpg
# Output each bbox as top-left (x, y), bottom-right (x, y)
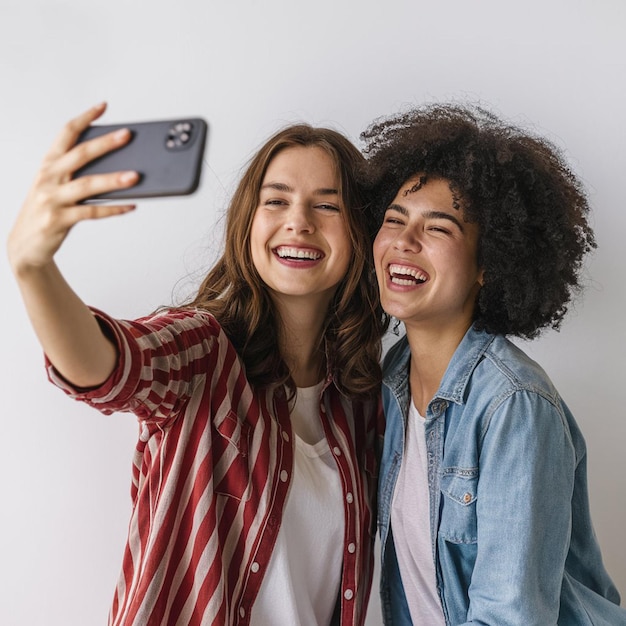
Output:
top-left (166, 122), bottom-right (194, 149)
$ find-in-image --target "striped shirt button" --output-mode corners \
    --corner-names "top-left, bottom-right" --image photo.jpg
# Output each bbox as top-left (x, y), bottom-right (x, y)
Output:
top-left (280, 470), bottom-right (289, 482)
top-left (344, 589), bottom-right (354, 600)
top-left (239, 606), bottom-right (246, 618)
top-left (348, 542), bottom-right (356, 553)
top-left (320, 404), bottom-right (326, 413)
top-left (282, 431), bottom-right (289, 442)
top-left (333, 446), bottom-right (341, 456)
top-left (251, 562), bottom-right (260, 573)
top-left (346, 492), bottom-right (354, 504)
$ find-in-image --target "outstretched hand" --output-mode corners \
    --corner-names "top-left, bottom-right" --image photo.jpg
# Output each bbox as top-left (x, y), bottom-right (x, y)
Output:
top-left (8, 102), bottom-right (139, 275)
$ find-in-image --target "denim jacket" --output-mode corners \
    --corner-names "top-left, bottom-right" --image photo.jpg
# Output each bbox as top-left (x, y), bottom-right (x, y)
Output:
top-left (378, 325), bottom-right (626, 625)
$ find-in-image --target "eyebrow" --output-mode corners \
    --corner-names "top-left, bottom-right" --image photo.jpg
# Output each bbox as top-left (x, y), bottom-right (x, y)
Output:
top-left (260, 182), bottom-right (339, 196)
top-left (387, 204), bottom-right (465, 232)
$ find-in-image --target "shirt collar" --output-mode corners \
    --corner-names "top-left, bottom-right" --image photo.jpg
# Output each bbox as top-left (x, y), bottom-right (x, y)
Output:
top-left (383, 324), bottom-right (496, 407)
top-left (436, 325), bottom-right (495, 405)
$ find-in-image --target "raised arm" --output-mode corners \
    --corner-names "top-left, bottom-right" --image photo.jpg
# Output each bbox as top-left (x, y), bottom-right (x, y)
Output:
top-left (7, 103), bottom-right (139, 387)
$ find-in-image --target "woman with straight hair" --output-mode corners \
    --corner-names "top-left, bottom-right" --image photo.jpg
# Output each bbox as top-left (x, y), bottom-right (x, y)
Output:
top-left (8, 103), bottom-right (386, 626)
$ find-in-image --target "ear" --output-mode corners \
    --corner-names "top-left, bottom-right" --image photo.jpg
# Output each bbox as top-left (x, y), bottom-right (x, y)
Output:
top-left (477, 267), bottom-right (485, 287)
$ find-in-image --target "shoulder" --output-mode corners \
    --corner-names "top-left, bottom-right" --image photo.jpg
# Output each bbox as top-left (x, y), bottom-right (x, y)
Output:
top-left (442, 328), bottom-right (568, 428)
top-left (479, 334), bottom-right (559, 400)
top-left (133, 308), bottom-right (223, 335)
top-left (108, 308), bottom-right (231, 350)
top-left (464, 335), bottom-right (578, 445)
top-left (443, 326), bottom-right (559, 401)
top-left (91, 307), bottom-right (241, 374)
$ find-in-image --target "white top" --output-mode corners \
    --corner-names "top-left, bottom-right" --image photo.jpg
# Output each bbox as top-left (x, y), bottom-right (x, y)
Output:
top-left (391, 400), bottom-right (446, 625)
top-left (250, 382), bottom-right (344, 625)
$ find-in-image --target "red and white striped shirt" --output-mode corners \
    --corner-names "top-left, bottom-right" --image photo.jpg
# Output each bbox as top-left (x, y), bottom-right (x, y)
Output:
top-left (47, 308), bottom-right (380, 626)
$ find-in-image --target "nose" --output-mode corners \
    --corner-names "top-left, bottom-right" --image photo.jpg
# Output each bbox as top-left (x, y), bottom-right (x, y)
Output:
top-left (284, 203), bottom-right (315, 233)
top-left (393, 227), bottom-right (422, 253)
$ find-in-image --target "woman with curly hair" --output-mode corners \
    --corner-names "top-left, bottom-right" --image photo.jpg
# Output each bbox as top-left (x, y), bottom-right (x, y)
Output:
top-left (362, 104), bottom-right (626, 625)
top-left (8, 103), bottom-right (386, 625)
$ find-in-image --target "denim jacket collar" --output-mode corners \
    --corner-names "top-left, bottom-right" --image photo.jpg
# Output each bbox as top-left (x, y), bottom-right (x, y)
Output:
top-left (383, 325), bottom-right (496, 409)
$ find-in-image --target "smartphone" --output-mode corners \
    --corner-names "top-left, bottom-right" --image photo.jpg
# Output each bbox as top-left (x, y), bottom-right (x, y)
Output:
top-left (73, 117), bottom-right (208, 200)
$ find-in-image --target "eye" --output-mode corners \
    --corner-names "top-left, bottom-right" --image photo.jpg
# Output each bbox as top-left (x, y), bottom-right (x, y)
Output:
top-left (383, 214), bottom-right (404, 226)
top-left (427, 225), bottom-right (451, 234)
top-left (263, 198), bottom-right (288, 206)
top-left (316, 203), bottom-right (341, 212)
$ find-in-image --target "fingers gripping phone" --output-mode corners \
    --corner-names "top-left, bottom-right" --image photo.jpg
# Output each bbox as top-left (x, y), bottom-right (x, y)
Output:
top-left (74, 118), bottom-right (208, 200)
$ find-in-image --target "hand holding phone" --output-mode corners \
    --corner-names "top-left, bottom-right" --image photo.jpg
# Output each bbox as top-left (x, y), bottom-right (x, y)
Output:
top-left (74, 117), bottom-right (208, 200)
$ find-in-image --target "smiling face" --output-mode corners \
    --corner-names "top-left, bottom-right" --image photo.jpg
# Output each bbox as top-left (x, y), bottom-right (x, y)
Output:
top-left (250, 145), bottom-right (352, 311)
top-left (373, 175), bottom-right (483, 336)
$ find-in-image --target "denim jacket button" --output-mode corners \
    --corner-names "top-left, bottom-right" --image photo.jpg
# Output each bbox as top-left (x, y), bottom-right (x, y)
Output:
top-left (463, 492), bottom-right (472, 504)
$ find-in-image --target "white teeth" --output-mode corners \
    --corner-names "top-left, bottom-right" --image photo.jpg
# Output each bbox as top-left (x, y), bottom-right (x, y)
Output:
top-left (392, 277), bottom-right (419, 286)
top-left (276, 246), bottom-right (322, 260)
top-left (389, 264), bottom-right (427, 284)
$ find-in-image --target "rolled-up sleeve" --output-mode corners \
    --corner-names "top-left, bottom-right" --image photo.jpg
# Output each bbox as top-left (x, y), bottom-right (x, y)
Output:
top-left (46, 307), bottom-right (220, 423)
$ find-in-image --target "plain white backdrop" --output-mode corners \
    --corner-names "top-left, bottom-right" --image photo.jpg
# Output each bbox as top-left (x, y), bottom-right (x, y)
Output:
top-left (1, 1), bottom-right (624, 624)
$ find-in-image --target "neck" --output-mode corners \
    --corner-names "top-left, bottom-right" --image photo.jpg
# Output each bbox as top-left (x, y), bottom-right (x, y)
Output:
top-left (273, 294), bottom-right (330, 388)
top-left (404, 320), bottom-right (471, 415)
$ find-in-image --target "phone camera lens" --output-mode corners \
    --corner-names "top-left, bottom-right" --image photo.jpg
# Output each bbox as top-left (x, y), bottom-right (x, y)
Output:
top-left (167, 122), bottom-right (194, 149)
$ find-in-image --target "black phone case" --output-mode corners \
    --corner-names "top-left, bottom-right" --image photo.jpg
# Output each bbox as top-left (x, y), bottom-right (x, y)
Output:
top-left (74, 118), bottom-right (208, 200)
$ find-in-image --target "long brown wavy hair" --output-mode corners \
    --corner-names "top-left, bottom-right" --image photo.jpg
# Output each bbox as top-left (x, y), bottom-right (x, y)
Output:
top-left (185, 124), bottom-right (386, 398)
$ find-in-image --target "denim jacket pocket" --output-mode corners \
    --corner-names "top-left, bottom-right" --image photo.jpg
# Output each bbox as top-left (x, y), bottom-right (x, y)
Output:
top-left (439, 467), bottom-right (478, 544)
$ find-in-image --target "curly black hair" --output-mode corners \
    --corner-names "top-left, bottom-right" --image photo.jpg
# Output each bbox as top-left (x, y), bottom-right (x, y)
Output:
top-left (361, 104), bottom-right (597, 339)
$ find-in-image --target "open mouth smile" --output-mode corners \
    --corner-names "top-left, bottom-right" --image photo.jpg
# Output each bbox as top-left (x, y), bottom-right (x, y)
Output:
top-left (388, 263), bottom-right (428, 286)
top-left (274, 246), bottom-right (324, 261)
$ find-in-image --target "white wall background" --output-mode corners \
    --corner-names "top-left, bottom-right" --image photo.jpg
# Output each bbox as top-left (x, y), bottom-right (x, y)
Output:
top-left (1, 1), bottom-right (624, 624)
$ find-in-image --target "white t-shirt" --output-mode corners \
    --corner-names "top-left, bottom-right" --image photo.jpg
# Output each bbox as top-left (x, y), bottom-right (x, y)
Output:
top-left (390, 400), bottom-right (446, 625)
top-left (250, 382), bottom-right (344, 625)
